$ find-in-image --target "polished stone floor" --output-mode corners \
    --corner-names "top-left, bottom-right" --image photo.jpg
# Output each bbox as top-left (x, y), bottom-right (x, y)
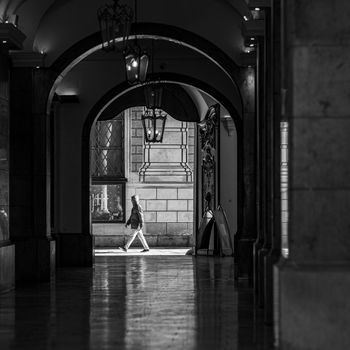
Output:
top-left (0, 256), bottom-right (273, 349)
top-left (95, 248), bottom-right (190, 256)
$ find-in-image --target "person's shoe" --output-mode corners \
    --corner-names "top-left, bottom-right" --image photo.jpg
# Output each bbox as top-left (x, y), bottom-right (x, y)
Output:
top-left (118, 246), bottom-right (127, 252)
top-left (140, 249), bottom-right (150, 253)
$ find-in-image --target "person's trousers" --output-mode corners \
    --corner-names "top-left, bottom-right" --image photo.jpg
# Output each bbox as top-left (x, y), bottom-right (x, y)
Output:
top-left (124, 229), bottom-right (149, 250)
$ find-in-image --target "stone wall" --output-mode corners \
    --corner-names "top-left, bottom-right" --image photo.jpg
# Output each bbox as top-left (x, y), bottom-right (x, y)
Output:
top-left (93, 107), bottom-right (195, 247)
top-left (275, 1), bottom-right (350, 349)
top-left (131, 107), bottom-right (144, 172)
top-left (130, 184), bottom-right (193, 246)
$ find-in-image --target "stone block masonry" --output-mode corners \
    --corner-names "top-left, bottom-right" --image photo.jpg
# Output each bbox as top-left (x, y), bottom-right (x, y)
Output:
top-left (93, 107), bottom-right (195, 247)
top-left (131, 107), bottom-right (144, 172)
top-left (138, 185), bottom-right (194, 238)
top-left (94, 184), bottom-right (194, 247)
top-left (157, 188), bottom-right (177, 199)
top-left (168, 200), bottom-right (188, 211)
top-left (136, 188), bottom-right (156, 199)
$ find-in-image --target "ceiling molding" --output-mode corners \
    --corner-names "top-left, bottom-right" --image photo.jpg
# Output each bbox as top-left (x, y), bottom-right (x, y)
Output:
top-left (0, 23), bottom-right (25, 50)
top-left (10, 50), bottom-right (45, 67)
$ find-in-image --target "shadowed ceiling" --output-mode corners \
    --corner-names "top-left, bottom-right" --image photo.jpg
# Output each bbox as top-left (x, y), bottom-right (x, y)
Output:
top-left (1, 0), bottom-right (249, 64)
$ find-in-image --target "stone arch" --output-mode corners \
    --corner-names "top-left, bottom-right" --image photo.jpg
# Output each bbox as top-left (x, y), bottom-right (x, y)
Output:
top-left (46, 23), bottom-right (244, 117)
top-left (81, 74), bottom-right (242, 249)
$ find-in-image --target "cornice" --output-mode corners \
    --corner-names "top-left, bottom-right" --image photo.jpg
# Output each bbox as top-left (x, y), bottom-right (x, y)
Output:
top-left (9, 50), bottom-right (45, 67)
top-left (0, 23), bottom-right (26, 50)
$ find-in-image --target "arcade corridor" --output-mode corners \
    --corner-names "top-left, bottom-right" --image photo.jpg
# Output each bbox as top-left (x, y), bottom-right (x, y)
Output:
top-left (0, 256), bottom-right (273, 350)
top-left (1, 0), bottom-right (350, 348)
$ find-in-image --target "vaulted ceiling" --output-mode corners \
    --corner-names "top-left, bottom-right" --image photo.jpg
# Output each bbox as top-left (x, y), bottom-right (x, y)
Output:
top-left (1, 0), bottom-right (249, 64)
top-left (2, 0), bottom-right (249, 124)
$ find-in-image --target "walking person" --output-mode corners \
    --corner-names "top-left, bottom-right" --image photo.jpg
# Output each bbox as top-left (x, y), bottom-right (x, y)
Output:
top-left (119, 195), bottom-right (150, 253)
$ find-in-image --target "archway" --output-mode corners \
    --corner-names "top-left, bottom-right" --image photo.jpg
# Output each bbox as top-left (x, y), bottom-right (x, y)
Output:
top-left (47, 23), bottom-right (244, 117)
top-left (45, 23), bottom-right (244, 266)
top-left (80, 78), bottom-right (240, 258)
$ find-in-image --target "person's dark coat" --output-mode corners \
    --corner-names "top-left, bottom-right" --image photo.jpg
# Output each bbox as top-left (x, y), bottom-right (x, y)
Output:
top-left (126, 204), bottom-right (144, 229)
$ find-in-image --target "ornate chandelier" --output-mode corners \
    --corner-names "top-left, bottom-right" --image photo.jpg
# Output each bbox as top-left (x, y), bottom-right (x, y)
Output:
top-left (124, 44), bottom-right (149, 84)
top-left (141, 108), bottom-right (167, 143)
top-left (141, 83), bottom-right (166, 143)
top-left (98, 0), bottom-right (149, 84)
top-left (97, 0), bottom-right (133, 52)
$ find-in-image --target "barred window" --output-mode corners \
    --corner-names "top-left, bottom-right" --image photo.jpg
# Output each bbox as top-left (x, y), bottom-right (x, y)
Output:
top-left (90, 113), bottom-right (126, 223)
top-left (91, 114), bottom-right (124, 179)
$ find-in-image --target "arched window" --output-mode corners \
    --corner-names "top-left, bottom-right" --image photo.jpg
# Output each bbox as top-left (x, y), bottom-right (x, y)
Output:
top-left (90, 113), bottom-right (126, 223)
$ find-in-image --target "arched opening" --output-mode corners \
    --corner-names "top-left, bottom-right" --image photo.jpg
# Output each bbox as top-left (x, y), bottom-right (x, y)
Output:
top-left (79, 80), bottom-right (240, 256)
top-left (47, 23), bottom-right (244, 117)
top-left (45, 23), bottom-right (244, 265)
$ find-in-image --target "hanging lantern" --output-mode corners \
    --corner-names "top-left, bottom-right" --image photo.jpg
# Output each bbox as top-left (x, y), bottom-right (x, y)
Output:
top-left (124, 45), bottom-right (149, 84)
top-left (97, 0), bottom-right (133, 52)
top-left (141, 108), bottom-right (167, 143)
top-left (98, 0), bottom-right (149, 84)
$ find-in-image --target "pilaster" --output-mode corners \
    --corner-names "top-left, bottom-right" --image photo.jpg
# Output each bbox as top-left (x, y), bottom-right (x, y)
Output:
top-left (10, 59), bottom-right (57, 283)
top-left (275, 0), bottom-right (350, 348)
top-left (235, 66), bottom-right (256, 280)
top-left (139, 117), bottom-right (193, 183)
top-left (264, 0), bottom-right (282, 324)
top-left (0, 29), bottom-right (24, 291)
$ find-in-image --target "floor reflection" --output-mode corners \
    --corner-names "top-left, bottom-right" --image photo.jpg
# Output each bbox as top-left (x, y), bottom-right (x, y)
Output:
top-left (0, 255), bottom-right (273, 349)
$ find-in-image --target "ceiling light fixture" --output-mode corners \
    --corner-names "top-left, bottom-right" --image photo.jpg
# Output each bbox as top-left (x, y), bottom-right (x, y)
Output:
top-left (97, 0), bottom-right (133, 52)
top-left (141, 40), bottom-right (166, 143)
top-left (122, 0), bottom-right (149, 84)
top-left (141, 107), bottom-right (167, 143)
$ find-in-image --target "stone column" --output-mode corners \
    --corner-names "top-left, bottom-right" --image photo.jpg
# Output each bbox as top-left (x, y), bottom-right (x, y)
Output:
top-left (235, 67), bottom-right (256, 280)
top-left (57, 99), bottom-right (93, 267)
top-left (0, 24), bottom-right (26, 289)
top-left (253, 8), bottom-right (274, 311)
top-left (264, 0), bottom-right (282, 325)
top-left (275, 1), bottom-right (350, 348)
top-left (252, 32), bottom-right (268, 306)
top-left (10, 55), bottom-right (56, 282)
top-left (0, 49), bottom-right (14, 292)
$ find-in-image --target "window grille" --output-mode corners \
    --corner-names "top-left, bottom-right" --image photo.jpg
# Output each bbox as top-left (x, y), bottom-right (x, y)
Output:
top-left (90, 113), bottom-right (126, 223)
top-left (91, 114), bottom-right (124, 178)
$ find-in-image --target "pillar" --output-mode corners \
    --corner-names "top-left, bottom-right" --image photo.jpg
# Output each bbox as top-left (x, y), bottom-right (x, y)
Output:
top-left (0, 49), bottom-right (14, 292)
top-left (235, 66), bottom-right (256, 280)
top-left (264, 0), bottom-right (282, 324)
top-left (275, 1), bottom-right (350, 348)
top-left (253, 33), bottom-right (265, 303)
top-left (10, 52), bottom-right (56, 283)
top-left (56, 99), bottom-right (93, 267)
top-left (0, 24), bottom-right (26, 289)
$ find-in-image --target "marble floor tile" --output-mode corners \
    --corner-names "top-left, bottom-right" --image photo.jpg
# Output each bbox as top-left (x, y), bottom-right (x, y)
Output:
top-left (0, 256), bottom-right (273, 349)
top-left (95, 248), bottom-right (190, 256)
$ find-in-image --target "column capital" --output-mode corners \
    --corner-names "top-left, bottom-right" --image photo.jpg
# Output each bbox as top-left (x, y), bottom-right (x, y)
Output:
top-left (0, 23), bottom-right (26, 50)
top-left (10, 50), bottom-right (45, 68)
